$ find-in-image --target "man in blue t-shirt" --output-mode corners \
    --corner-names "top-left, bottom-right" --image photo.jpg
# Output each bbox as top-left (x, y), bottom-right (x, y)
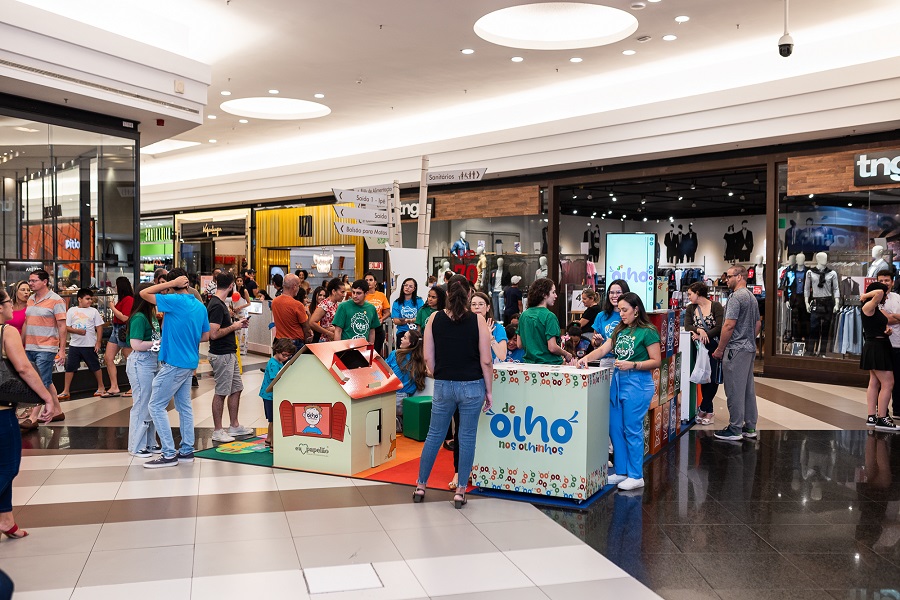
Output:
top-left (140, 268), bottom-right (210, 468)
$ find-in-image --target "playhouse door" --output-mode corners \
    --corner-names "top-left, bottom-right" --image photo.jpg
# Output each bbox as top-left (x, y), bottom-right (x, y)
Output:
top-left (365, 410), bottom-right (382, 447)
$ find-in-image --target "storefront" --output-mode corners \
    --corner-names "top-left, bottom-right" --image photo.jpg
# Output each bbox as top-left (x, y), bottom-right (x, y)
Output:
top-left (139, 217), bottom-right (173, 283)
top-left (174, 208), bottom-right (251, 279)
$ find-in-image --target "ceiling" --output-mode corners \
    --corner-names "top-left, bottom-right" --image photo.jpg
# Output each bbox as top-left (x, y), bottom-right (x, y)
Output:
top-left (3, 0), bottom-right (900, 204)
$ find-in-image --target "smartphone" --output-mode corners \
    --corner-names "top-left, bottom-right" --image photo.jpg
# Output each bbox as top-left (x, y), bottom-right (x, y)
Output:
top-left (246, 301), bottom-right (263, 315)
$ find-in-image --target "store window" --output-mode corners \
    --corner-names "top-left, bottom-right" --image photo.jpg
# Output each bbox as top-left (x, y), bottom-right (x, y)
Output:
top-left (776, 161), bottom-right (900, 359)
top-left (140, 217), bottom-right (174, 283)
top-left (0, 115), bottom-right (137, 293)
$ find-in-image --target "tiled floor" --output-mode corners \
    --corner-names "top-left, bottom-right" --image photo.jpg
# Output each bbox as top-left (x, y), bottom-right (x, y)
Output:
top-left (3, 363), bottom-right (898, 599)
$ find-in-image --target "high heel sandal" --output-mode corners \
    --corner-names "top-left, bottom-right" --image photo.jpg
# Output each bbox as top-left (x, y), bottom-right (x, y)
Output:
top-left (453, 490), bottom-right (467, 509)
top-left (2, 524), bottom-right (28, 539)
top-left (412, 483), bottom-right (426, 503)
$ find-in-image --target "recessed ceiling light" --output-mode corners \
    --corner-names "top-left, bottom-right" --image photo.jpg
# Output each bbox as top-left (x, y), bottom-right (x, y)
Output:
top-left (220, 91), bottom-right (232, 96)
top-left (268, 89), bottom-right (279, 95)
top-left (208, 139), bottom-right (217, 143)
top-left (239, 119), bottom-right (249, 124)
top-left (511, 56), bottom-right (524, 62)
top-left (221, 97), bottom-right (331, 120)
top-left (648, 0), bottom-right (661, 3)
top-left (13, 126), bottom-right (39, 133)
top-left (570, 57), bottom-right (583, 63)
top-left (207, 115), bottom-right (217, 120)
top-left (314, 93), bottom-right (325, 99)
top-left (573, 209), bottom-right (578, 214)
top-left (675, 15), bottom-right (690, 23)
top-left (474, 3), bottom-right (638, 50)
top-left (461, 48), bottom-right (475, 54)
top-left (662, 34), bottom-right (677, 41)
top-left (623, 49), bottom-right (636, 55)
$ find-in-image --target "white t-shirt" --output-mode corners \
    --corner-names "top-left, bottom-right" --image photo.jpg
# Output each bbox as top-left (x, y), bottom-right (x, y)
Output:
top-left (883, 292), bottom-right (900, 348)
top-left (66, 306), bottom-right (105, 348)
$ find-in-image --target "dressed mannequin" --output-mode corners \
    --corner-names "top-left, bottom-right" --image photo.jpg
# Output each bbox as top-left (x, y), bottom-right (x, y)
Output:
top-left (781, 252), bottom-right (809, 342)
top-left (868, 245), bottom-right (889, 277)
top-left (583, 225), bottom-right (601, 262)
top-left (437, 259), bottom-right (451, 283)
top-left (450, 230), bottom-right (470, 257)
top-left (804, 252), bottom-right (840, 355)
top-left (737, 220), bottom-right (754, 262)
top-left (675, 224), bottom-right (685, 264)
top-left (684, 224), bottom-right (698, 262)
top-left (536, 256), bottom-right (548, 279)
top-left (664, 224), bottom-right (677, 264)
top-left (475, 247), bottom-right (488, 291)
top-left (490, 257), bottom-right (511, 319)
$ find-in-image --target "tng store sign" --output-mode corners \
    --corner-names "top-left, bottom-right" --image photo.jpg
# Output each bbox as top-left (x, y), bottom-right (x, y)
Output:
top-left (855, 149), bottom-right (900, 185)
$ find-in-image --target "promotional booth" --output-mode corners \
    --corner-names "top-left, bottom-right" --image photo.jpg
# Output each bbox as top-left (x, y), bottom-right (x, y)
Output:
top-left (268, 340), bottom-right (401, 475)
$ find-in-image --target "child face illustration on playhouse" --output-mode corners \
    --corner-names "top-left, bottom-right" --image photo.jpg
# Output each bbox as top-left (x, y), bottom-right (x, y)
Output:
top-left (267, 339), bottom-right (402, 475)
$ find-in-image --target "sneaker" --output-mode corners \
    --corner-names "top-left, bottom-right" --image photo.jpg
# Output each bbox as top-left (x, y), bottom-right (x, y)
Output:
top-left (177, 451), bottom-right (195, 463)
top-left (147, 445), bottom-right (162, 454)
top-left (874, 416), bottom-right (898, 432)
top-left (143, 455), bottom-right (178, 469)
top-left (212, 429), bottom-right (235, 443)
top-left (617, 477), bottom-right (645, 491)
top-left (866, 415), bottom-right (877, 428)
top-left (714, 426), bottom-right (743, 441)
top-left (227, 425), bottom-right (254, 437)
top-left (741, 426), bottom-right (758, 439)
top-left (607, 474), bottom-right (627, 486)
top-left (695, 411), bottom-right (708, 423)
top-left (130, 449), bottom-right (153, 459)
top-left (700, 413), bottom-right (715, 426)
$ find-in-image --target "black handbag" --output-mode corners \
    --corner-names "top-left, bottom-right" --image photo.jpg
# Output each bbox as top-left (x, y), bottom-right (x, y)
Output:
top-left (0, 325), bottom-right (47, 407)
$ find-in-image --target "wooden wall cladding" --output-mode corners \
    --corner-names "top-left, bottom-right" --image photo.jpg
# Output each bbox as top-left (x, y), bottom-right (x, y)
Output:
top-left (788, 144), bottom-right (900, 196)
top-left (425, 184), bottom-right (541, 221)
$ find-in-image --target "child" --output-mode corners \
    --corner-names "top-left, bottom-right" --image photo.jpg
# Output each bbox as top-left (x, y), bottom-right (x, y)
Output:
top-left (260, 338), bottom-right (298, 450)
top-left (563, 324), bottom-right (591, 361)
top-left (505, 325), bottom-right (525, 363)
top-left (385, 329), bottom-right (427, 433)
top-left (59, 288), bottom-right (106, 400)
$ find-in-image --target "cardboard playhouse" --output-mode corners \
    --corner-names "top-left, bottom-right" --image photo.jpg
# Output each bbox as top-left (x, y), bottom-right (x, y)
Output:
top-left (267, 339), bottom-right (402, 476)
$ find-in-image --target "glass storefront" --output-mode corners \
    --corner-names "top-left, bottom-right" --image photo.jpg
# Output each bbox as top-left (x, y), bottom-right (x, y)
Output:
top-left (139, 217), bottom-right (174, 283)
top-left (0, 108), bottom-right (138, 293)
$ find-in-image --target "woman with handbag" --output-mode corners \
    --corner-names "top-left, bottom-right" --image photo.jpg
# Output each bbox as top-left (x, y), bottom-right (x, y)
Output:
top-left (0, 288), bottom-right (54, 539)
top-left (102, 277), bottom-right (134, 398)
top-left (684, 282), bottom-right (725, 425)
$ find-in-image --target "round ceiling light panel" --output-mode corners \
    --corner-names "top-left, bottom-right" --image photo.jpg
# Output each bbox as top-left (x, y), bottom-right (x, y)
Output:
top-left (474, 2), bottom-right (638, 50)
top-left (220, 97), bottom-right (330, 120)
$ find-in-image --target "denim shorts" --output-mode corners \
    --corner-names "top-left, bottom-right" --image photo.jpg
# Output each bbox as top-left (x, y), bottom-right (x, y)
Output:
top-left (109, 323), bottom-right (127, 347)
top-left (25, 350), bottom-right (55, 388)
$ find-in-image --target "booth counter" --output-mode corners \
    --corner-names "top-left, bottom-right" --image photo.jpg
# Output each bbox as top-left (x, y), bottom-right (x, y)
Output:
top-left (471, 364), bottom-right (611, 502)
top-left (268, 340), bottom-right (401, 476)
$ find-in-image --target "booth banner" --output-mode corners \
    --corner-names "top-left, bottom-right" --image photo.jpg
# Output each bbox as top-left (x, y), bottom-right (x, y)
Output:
top-left (606, 233), bottom-right (656, 311)
top-left (472, 364), bottom-right (610, 500)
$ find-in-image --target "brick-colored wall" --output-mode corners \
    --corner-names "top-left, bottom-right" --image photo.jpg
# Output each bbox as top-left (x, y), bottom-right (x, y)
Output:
top-left (406, 184), bottom-right (541, 221)
top-left (788, 143), bottom-right (900, 195)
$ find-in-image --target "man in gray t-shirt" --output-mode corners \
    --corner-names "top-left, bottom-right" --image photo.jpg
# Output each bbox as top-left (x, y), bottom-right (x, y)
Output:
top-left (712, 265), bottom-right (762, 441)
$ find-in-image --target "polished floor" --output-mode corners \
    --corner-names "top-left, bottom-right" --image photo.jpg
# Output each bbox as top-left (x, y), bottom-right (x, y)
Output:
top-left (2, 362), bottom-right (898, 599)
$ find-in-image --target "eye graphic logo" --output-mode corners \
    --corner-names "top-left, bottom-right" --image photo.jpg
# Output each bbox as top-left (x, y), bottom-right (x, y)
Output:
top-left (615, 335), bottom-right (636, 359)
top-left (350, 311), bottom-right (370, 337)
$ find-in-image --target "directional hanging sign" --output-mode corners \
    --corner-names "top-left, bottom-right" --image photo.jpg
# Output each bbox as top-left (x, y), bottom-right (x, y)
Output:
top-left (335, 222), bottom-right (389, 238)
top-left (426, 168), bottom-right (487, 185)
top-left (352, 184), bottom-right (393, 195)
top-left (332, 205), bottom-right (388, 224)
top-left (332, 188), bottom-right (388, 208)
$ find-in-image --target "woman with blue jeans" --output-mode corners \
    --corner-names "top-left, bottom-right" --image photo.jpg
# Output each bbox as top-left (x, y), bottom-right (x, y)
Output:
top-left (415, 274), bottom-right (493, 508)
top-left (125, 284), bottom-right (160, 458)
top-left (579, 292), bottom-right (661, 491)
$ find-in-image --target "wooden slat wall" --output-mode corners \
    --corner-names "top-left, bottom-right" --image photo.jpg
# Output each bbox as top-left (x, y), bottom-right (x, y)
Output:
top-left (788, 144), bottom-right (900, 195)
top-left (417, 184), bottom-right (541, 220)
top-left (255, 205), bottom-right (364, 286)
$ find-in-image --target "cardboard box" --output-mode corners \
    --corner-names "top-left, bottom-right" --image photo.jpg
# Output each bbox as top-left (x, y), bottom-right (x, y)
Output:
top-left (652, 367), bottom-right (661, 404)
top-left (661, 403), bottom-right (670, 444)
top-left (643, 411), bottom-right (651, 456)
top-left (666, 311), bottom-right (675, 357)
top-left (649, 311), bottom-right (668, 356)
top-left (668, 398), bottom-right (677, 442)
top-left (651, 406), bottom-right (663, 455)
top-left (667, 356), bottom-right (675, 401)
top-left (659, 361), bottom-right (669, 405)
top-left (674, 351), bottom-right (682, 392)
top-left (675, 393), bottom-right (682, 434)
top-left (672, 310), bottom-right (681, 355)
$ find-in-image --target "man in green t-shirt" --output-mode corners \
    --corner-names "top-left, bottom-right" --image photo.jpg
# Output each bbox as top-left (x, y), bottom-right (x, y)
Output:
top-left (333, 279), bottom-right (380, 342)
top-left (518, 278), bottom-right (572, 365)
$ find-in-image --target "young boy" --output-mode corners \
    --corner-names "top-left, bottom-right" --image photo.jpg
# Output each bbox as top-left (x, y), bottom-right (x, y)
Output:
top-left (260, 338), bottom-right (298, 450)
top-left (59, 288), bottom-right (106, 399)
top-left (505, 324), bottom-right (525, 363)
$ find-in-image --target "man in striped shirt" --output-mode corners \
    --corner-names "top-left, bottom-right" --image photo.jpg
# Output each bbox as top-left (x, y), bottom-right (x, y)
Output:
top-left (20, 269), bottom-right (64, 426)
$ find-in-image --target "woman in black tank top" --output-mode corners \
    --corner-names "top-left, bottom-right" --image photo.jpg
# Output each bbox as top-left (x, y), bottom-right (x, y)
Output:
top-left (414, 275), bottom-right (493, 508)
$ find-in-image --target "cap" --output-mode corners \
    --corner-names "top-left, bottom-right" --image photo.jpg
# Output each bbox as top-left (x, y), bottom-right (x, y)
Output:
top-left (511, 275), bottom-right (522, 284)
top-left (245, 268), bottom-right (256, 274)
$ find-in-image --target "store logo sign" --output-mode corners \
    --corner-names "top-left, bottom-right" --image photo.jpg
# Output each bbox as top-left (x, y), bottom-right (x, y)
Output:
top-left (64, 238), bottom-right (80, 249)
top-left (202, 224), bottom-right (222, 237)
top-left (855, 150), bottom-right (900, 186)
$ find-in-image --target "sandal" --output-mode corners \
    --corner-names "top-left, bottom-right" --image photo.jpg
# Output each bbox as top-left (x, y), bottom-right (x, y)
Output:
top-left (448, 476), bottom-right (458, 490)
top-left (453, 490), bottom-right (467, 509)
top-left (2, 524), bottom-right (28, 539)
top-left (57, 392), bottom-right (70, 400)
top-left (93, 391), bottom-right (105, 397)
top-left (123, 390), bottom-right (132, 397)
top-left (100, 392), bottom-right (120, 398)
top-left (412, 483), bottom-right (426, 503)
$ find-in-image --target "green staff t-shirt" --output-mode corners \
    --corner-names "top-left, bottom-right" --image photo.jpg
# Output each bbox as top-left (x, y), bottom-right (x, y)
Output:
top-left (332, 301), bottom-right (380, 340)
top-left (519, 306), bottom-right (563, 365)
top-left (613, 325), bottom-right (660, 363)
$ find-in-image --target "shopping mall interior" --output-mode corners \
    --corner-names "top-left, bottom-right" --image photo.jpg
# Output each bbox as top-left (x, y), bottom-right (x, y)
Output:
top-left (2, 1), bottom-right (900, 598)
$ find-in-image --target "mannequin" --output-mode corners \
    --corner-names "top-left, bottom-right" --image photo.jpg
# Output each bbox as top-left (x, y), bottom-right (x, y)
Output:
top-left (490, 257), bottom-right (511, 319)
top-left (536, 256), bottom-right (548, 279)
top-left (684, 224), bottom-right (698, 262)
top-left (868, 245), bottom-right (889, 277)
top-left (785, 252), bottom-right (809, 343)
top-left (475, 246), bottom-right (487, 291)
top-left (437, 259), bottom-right (451, 283)
top-left (804, 252), bottom-right (840, 355)
top-left (450, 230), bottom-right (470, 257)
top-left (664, 224), bottom-right (677, 264)
top-left (583, 225), bottom-right (601, 262)
top-left (737, 220), bottom-right (754, 262)
top-left (675, 224), bottom-right (685, 264)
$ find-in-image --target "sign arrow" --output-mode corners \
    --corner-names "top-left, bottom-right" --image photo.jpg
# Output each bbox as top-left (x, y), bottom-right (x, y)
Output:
top-left (332, 188), bottom-right (388, 208)
top-left (332, 205), bottom-right (388, 224)
top-left (426, 168), bottom-right (487, 185)
top-left (335, 222), bottom-right (389, 238)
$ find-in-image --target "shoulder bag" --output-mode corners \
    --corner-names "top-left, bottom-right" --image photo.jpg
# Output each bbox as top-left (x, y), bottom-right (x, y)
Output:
top-left (0, 325), bottom-right (47, 407)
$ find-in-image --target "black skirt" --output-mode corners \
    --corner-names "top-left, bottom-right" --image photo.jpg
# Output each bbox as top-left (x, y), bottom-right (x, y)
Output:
top-left (860, 337), bottom-right (893, 371)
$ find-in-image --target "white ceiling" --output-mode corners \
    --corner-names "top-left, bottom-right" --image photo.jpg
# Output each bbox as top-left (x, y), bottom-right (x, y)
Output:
top-left (4, 0), bottom-right (900, 209)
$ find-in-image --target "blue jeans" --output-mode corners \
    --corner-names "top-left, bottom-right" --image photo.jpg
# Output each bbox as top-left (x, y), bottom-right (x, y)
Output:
top-left (609, 369), bottom-right (655, 480)
top-left (0, 409), bottom-right (21, 514)
top-left (25, 349), bottom-right (55, 389)
top-left (418, 379), bottom-right (485, 488)
top-left (148, 363), bottom-right (194, 459)
top-left (126, 351), bottom-right (159, 454)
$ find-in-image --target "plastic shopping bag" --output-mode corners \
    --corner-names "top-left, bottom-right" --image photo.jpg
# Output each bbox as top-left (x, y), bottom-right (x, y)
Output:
top-left (690, 341), bottom-right (711, 384)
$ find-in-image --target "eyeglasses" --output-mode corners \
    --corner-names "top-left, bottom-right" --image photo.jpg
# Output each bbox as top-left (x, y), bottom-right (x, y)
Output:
top-left (0, 300), bottom-right (11, 305)
top-left (726, 274), bottom-right (738, 279)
